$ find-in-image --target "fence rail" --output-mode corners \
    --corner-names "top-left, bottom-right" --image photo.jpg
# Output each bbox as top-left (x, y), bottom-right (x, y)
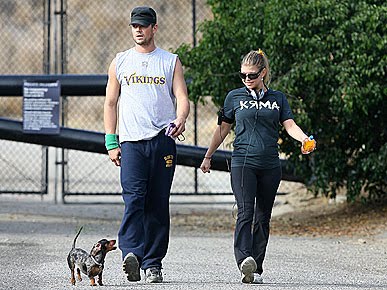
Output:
top-left (0, 117), bottom-right (300, 182)
top-left (0, 74), bottom-right (107, 96)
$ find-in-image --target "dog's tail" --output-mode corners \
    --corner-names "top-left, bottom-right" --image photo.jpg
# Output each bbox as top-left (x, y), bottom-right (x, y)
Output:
top-left (72, 226), bottom-right (83, 249)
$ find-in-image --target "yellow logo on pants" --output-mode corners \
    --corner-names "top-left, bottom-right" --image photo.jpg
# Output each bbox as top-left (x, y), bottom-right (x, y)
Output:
top-left (164, 155), bottom-right (174, 168)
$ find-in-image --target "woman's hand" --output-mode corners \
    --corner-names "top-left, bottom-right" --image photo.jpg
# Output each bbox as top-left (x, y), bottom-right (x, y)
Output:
top-left (301, 138), bottom-right (316, 154)
top-left (200, 157), bottom-right (211, 173)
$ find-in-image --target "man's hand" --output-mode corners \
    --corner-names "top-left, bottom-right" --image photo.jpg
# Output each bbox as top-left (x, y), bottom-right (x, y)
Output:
top-left (108, 147), bottom-right (121, 166)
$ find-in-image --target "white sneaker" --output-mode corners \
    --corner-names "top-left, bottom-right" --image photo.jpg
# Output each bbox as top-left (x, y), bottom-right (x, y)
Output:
top-left (145, 267), bottom-right (163, 283)
top-left (122, 252), bottom-right (141, 282)
top-left (240, 256), bottom-right (257, 283)
top-left (254, 273), bottom-right (263, 284)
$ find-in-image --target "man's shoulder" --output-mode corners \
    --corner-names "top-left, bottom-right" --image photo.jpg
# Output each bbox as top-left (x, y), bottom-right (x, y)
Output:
top-left (155, 47), bottom-right (177, 58)
top-left (116, 48), bottom-right (133, 58)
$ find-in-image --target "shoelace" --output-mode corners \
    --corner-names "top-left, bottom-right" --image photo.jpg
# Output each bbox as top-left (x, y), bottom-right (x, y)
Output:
top-left (148, 268), bottom-right (160, 275)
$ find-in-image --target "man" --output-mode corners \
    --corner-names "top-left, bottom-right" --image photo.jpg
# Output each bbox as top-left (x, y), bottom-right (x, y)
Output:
top-left (103, 6), bottom-right (190, 283)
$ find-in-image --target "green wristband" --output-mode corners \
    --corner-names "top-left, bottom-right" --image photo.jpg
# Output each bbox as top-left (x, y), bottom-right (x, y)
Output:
top-left (105, 134), bottom-right (119, 151)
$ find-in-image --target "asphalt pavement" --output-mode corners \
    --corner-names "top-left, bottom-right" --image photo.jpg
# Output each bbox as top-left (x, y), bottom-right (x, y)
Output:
top-left (0, 194), bottom-right (386, 290)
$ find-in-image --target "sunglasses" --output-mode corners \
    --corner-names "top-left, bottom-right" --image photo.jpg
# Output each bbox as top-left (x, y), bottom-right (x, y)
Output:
top-left (239, 69), bottom-right (263, 80)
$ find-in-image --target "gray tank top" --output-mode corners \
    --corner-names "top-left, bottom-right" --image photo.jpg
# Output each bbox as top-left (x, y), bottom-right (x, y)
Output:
top-left (116, 47), bottom-right (177, 141)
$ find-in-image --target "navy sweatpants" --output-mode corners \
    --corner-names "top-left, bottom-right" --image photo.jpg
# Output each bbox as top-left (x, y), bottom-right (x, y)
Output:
top-left (231, 166), bottom-right (282, 274)
top-left (118, 131), bottom-right (176, 270)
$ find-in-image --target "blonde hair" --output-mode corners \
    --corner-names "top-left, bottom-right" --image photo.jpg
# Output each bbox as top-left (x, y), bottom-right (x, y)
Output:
top-left (241, 49), bottom-right (271, 85)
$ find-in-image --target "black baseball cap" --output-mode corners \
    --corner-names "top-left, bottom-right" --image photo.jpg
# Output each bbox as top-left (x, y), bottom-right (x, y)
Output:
top-left (130, 6), bottom-right (157, 26)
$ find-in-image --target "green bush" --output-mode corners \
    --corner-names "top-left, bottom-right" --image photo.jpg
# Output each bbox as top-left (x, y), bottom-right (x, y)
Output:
top-left (176, 0), bottom-right (386, 201)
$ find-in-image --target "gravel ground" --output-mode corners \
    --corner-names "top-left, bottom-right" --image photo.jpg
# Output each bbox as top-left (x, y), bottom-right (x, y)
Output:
top-left (0, 194), bottom-right (386, 290)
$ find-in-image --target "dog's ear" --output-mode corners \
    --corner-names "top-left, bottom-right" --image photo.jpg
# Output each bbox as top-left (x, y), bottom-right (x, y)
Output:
top-left (108, 240), bottom-right (117, 251)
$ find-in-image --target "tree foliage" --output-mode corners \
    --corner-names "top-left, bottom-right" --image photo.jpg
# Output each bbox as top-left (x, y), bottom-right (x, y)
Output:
top-left (176, 0), bottom-right (386, 201)
top-left (177, 0), bottom-right (266, 104)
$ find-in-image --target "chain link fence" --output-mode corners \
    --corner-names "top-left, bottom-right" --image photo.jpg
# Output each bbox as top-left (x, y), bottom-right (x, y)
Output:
top-left (0, 0), bottom-right (47, 194)
top-left (0, 0), bottom-right (236, 199)
top-left (0, 0), bottom-right (300, 200)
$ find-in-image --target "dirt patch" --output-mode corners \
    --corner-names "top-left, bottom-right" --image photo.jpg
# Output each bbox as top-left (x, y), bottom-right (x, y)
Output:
top-left (171, 184), bottom-right (387, 239)
top-left (271, 195), bottom-right (387, 238)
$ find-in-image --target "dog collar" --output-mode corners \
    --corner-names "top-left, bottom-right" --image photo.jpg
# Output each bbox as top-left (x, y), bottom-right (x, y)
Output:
top-left (91, 256), bottom-right (103, 267)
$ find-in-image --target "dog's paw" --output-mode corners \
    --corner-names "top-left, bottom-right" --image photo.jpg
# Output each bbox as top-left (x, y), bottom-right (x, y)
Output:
top-left (70, 278), bottom-right (76, 285)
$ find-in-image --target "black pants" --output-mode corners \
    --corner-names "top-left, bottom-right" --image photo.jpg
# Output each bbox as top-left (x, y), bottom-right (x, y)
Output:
top-left (231, 166), bottom-right (282, 274)
top-left (118, 131), bottom-right (176, 270)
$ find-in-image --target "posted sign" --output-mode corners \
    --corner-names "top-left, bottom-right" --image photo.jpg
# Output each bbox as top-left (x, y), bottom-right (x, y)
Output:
top-left (23, 81), bottom-right (60, 134)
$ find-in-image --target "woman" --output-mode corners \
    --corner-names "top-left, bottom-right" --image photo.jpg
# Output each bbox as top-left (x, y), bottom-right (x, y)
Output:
top-left (200, 49), bottom-right (315, 284)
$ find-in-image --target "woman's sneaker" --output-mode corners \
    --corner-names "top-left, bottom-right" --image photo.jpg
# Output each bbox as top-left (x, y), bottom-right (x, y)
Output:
top-left (122, 252), bottom-right (141, 281)
top-left (254, 273), bottom-right (263, 284)
top-left (145, 267), bottom-right (163, 283)
top-left (240, 256), bottom-right (257, 283)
